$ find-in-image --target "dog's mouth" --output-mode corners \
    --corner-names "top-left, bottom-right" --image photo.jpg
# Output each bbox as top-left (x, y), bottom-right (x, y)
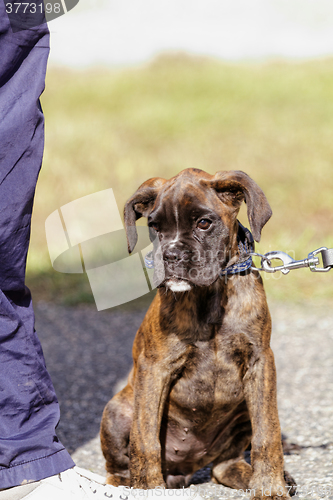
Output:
top-left (157, 263), bottom-right (221, 291)
top-left (164, 279), bottom-right (192, 293)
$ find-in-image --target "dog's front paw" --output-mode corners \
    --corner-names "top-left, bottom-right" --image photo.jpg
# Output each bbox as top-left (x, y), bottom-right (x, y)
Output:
top-left (249, 479), bottom-right (291, 500)
top-left (130, 469), bottom-right (166, 489)
top-left (251, 490), bottom-right (291, 500)
top-left (249, 470), bottom-right (297, 499)
top-left (251, 489), bottom-right (290, 500)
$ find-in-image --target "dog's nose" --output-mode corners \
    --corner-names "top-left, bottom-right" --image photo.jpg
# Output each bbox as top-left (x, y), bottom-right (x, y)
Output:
top-left (163, 248), bottom-right (182, 262)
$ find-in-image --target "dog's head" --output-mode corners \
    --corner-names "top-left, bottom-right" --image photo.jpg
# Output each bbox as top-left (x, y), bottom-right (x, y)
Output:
top-left (124, 169), bottom-right (272, 292)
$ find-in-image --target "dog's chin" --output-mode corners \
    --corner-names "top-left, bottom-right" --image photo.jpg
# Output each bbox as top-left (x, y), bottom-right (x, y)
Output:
top-left (165, 279), bottom-right (192, 293)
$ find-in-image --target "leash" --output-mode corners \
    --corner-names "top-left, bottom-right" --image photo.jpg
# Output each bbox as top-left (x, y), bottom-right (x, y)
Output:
top-left (223, 223), bottom-right (333, 275)
top-left (250, 248), bottom-right (333, 274)
top-left (144, 223), bottom-right (333, 275)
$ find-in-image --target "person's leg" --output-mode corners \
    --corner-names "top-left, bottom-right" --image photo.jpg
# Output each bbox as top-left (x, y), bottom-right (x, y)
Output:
top-left (0, 6), bottom-right (75, 488)
top-left (0, 7), bottom-right (203, 498)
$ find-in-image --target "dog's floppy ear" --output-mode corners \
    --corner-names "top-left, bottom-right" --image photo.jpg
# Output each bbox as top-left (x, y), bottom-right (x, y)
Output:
top-left (124, 177), bottom-right (166, 253)
top-left (203, 170), bottom-right (272, 242)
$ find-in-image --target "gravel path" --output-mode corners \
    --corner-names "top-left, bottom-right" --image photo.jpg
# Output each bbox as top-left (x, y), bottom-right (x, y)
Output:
top-left (35, 296), bottom-right (333, 499)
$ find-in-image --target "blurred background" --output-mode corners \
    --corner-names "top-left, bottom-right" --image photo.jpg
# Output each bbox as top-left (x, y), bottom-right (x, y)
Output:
top-left (27, 0), bottom-right (333, 306)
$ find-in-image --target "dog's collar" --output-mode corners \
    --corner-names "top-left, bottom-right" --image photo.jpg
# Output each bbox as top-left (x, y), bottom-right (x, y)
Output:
top-left (220, 222), bottom-right (254, 276)
top-left (144, 251), bottom-right (155, 269)
top-left (144, 221), bottom-right (255, 275)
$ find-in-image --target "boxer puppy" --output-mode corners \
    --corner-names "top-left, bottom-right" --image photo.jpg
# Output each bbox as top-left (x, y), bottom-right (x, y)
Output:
top-left (100, 169), bottom-right (295, 499)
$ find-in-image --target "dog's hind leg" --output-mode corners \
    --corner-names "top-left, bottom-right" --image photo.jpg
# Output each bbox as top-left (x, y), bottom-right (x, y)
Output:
top-left (212, 459), bottom-right (297, 497)
top-left (211, 418), bottom-right (252, 489)
top-left (212, 446), bottom-right (297, 497)
top-left (100, 384), bottom-right (133, 486)
top-left (212, 456), bottom-right (252, 490)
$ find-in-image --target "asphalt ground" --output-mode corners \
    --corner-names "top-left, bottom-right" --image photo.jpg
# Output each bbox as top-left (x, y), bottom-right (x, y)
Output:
top-left (35, 295), bottom-right (333, 499)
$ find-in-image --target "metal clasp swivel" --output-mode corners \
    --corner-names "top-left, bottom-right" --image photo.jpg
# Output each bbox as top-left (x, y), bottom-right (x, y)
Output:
top-left (250, 248), bottom-right (331, 274)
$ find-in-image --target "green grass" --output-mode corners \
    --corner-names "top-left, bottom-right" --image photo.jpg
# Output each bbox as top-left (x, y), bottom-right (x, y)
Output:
top-left (27, 54), bottom-right (333, 306)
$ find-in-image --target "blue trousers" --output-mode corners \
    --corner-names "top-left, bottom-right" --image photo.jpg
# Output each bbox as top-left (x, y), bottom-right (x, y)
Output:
top-left (0, 6), bottom-right (74, 489)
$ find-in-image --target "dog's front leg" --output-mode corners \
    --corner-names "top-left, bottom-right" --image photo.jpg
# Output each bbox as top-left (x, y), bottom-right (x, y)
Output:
top-left (129, 351), bottom-right (185, 489)
top-left (244, 347), bottom-right (290, 500)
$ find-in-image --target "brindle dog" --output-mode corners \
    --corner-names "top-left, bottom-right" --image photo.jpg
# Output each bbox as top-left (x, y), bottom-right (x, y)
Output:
top-left (100, 169), bottom-right (296, 499)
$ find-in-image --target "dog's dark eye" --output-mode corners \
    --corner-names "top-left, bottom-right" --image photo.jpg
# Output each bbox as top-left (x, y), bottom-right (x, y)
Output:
top-left (197, 219), bottom-right (211, 230)
top-left (150, 223), bottom-right (159, 232)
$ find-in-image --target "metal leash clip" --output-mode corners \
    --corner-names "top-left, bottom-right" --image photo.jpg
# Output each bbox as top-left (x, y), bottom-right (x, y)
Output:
top-left (250, 247), bottom-right (332, 275)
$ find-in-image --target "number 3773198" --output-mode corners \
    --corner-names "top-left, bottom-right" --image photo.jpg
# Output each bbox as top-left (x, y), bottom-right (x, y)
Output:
top-left (5, 2), bottom-right (62, 14)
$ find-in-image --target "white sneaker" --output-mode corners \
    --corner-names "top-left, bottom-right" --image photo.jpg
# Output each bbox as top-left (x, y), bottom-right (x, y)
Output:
top-left (0, 467), bottom-right (201, 500)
